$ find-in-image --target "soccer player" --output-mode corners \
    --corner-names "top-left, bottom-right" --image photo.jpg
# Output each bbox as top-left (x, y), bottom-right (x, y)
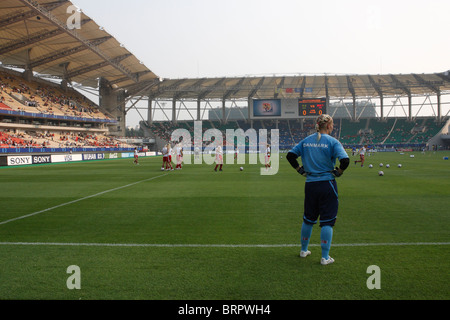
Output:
top-left (167, 143), bottom-right (174, 171)
top-left (194, 146), bottom-right (200, 161)
top-left (134, 147), bottom-right (139, 165)
top-left (175, 144), bottom-right (183, 170)
top-left (286, 114), bottom-right (350, 266)
top-left (214, 145), bottom-right (223, 172)
top-left (265, 144), bottom-right (271, 170)
top-left (161, 144), bottom-right (169, 171)
top-left (355, 145), bottom-right (367, 167)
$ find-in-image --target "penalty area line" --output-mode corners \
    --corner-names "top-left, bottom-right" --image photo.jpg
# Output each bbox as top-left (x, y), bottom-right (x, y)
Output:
top-left (0, 242), bottom-right (448, 248)
top-left (0, 173), bottom-right (169, 227)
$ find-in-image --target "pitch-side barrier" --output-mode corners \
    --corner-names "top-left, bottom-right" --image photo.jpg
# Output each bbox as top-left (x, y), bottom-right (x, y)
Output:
top-left (0, 151), bottom-right (158, 167)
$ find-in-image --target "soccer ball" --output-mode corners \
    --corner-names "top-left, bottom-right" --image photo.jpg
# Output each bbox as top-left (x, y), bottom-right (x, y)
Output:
top-left (240, 167), bottom-right (244, 171)
top-left (398, 164), bottom-right (402, 168)
top-left (369, 164), bottom-right (373, 168)
top-left (378, 171), bottom-right (384, 176)
top-left (386, 164), bottom-right (390, 168)
top-left (379, 163), bottom-right (384, 167)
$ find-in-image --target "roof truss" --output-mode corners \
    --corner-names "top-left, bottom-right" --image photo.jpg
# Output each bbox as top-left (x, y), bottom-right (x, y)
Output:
top-left (0, 0), bottom-right (158, 88)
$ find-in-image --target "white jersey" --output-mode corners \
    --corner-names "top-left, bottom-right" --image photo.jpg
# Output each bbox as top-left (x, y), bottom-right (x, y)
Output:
top-left (162, 147), bottom-right (168, 157)
top-left (359, 147), bottom-right (366, 156)
top-left (215, 146), bottom-right (223, 164)
top-left (176, 146), bottom-right (183, 156)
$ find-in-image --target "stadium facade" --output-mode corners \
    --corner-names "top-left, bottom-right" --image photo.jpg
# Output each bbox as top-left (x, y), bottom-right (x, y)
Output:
top-left (0, 0), bottom-right (449, 157)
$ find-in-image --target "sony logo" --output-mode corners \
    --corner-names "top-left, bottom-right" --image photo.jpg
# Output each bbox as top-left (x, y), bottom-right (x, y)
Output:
top-left (8, 156), bottom-right (32, 166)
top-left (33, 155), bottom-right (51, 164)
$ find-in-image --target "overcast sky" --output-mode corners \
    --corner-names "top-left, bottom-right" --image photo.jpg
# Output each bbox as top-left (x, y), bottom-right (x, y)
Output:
top-left (72, 0), bottom-right (449, 78)
top-left (70, 0), bottom-right (450, 125)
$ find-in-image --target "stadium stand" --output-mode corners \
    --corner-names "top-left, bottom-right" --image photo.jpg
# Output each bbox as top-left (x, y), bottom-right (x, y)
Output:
top-left (145, 117), bottom-right (446, 151)
top-left (0, 102), bottom-right (12, 111)
top-left (0, 70), bottom-right (110, 120)
top-left (0, 69), bottom-right (135, 150)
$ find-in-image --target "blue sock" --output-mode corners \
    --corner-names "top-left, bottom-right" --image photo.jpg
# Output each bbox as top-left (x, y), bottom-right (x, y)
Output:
top-left (301, 222), bottom-right (313, 252)
top-left (320, 226), bottom-right (333, 259)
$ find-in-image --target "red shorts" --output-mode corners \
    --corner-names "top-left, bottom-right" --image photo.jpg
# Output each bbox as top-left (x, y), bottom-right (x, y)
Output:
top-left (163, 156), bottom-right (168, 162)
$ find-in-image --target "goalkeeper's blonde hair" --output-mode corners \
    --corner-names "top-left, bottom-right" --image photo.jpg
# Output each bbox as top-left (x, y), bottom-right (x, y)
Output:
top-left (316, 114), bottom-right (333, 142)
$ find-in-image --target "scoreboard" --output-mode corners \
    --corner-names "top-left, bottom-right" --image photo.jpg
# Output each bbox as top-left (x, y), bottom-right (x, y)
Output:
top-left (299, 98), bottom-right (327, 117)
top-left (251, 98), bottom-right (327, 119)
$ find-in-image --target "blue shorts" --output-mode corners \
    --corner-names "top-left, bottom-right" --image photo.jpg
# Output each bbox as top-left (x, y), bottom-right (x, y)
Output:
top-left (303, 180), bottom-right (339, 227)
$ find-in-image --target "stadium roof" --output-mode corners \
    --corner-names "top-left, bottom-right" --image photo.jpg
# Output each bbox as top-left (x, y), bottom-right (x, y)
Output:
top-left (0, 0), bottom-right (159, 89)
top-left (0, 0), bottom-right (449, 104)
top-left (148, 72), bottom-right (450, 101)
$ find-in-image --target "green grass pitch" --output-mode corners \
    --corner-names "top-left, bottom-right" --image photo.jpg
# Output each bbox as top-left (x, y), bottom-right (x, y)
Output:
top-left (0, 151), bottom-right (448, 300)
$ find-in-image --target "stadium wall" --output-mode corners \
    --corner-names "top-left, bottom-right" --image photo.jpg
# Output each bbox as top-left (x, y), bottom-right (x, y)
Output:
top-left (426, 118), bottom-right (450, 149)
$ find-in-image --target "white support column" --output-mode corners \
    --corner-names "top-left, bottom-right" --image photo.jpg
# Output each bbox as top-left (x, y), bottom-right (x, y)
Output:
top-left (172, 99), bottom-right (177, 124)
top-left (437, 91), bottom-right (442, 122)
top-left (222, 99), bottom-right (226, 125)
top-left (147, 98), bottom-right (153, 125)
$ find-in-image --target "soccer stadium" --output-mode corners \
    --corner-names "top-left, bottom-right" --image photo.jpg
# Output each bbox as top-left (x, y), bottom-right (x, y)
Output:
top-left (0, 0), bottom-right (449, 305)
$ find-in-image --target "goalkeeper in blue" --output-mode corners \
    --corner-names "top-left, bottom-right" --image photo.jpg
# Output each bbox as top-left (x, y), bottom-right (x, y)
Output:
top-left (287, 114), bottom-right (349, 265)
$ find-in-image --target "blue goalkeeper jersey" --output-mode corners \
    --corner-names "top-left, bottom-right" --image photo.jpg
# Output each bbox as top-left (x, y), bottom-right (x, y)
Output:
top-left (289, 133), bottom-right (349, 182)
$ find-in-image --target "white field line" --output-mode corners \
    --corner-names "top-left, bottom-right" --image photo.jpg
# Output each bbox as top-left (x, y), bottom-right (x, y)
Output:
top-left (0, 173), bottom-right (169, 226)
top-left (0, 242), bottom-right (448, 248)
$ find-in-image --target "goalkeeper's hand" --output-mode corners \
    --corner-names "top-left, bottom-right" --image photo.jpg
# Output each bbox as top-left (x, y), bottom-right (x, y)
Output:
top-left (297, 166), bottom-right (307, 177)
top-left (332, 167), bottom-right (343, 178)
